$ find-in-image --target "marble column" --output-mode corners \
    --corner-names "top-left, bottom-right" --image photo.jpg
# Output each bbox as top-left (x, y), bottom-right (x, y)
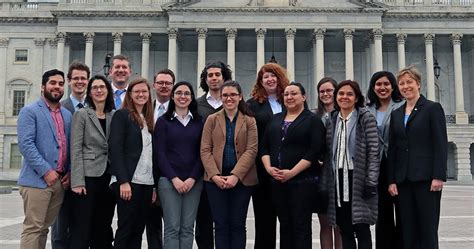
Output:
top-left (140, 32), bottom-right (151, 79)
top-left (455, 142), bottom-right (472, 180)
top-left (48, 38), bottom-right (57, 69)
top-left (313, 28), bottom-right (325, 83)
top-left (373, 29), bottom-right (383, 72)
top-left (285, 28), bottom-right (296, 81)
top-left (84, 32), bottom-right (95, 70)
top-left (0, 38), bottom-right (9, 124)
top-left (196, 28), bottom-right (207, 96)
top-left (344, 29), bottom-right (354, 80)
top-left (55, 32), bottom-right (66, 71)
top-left (168, 28), bottom-right (178, 75)
top-left (451, 33), bottom-right (468, 124)
top-left (365, 39), bottom-right (371, 80)
top-left (226, 28), bottom-right (237, 75)
top-left (396, 33), bottom-right (407, 70)
top-left (424, 33), bottom-right (436, 101)
top-left (33, 38), bottom-right (46, 100)
top-left (255, 28), bottom-right (266, 72)
top-left (369, 34), bottom-right (375, 75)
top-left (112, 32), bottom-right (122, 56)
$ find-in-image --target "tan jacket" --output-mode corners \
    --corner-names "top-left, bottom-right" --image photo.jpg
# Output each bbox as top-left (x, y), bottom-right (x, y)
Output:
top-left (200, 110), bottom-right (258, 186)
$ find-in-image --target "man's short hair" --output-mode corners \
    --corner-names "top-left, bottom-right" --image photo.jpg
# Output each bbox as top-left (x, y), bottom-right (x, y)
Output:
top-left (154, 69), bottom-right (176, 84)
top-left (67, 61), bottom-right (90, 80)
top-left (111, 54), bottom-right (130, 67)
top-left (42, 69), bottom-right (65, 86)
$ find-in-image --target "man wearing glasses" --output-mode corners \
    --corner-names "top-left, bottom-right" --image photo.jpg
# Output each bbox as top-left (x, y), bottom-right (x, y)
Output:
top-left (147, 68), bottom-right (176, 249)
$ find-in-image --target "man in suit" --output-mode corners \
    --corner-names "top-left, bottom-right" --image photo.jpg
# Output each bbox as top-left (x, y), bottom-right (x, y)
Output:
top-left (109, 54), bottom-right (132, 109)
top-left (146, 68), bottom-right (175, 249)
top-left (51, 61), bottom-right (90, 249)
top-left (195, 61), bottom-right (232, 249)
top-left (17, 69), bottom-right (72, 249)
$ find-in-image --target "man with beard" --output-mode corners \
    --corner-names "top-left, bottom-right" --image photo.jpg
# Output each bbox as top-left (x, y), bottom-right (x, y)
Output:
top-left (17, 69), bottom-right (73, 249)
top-left (146, 68), bottom-right (175, 249)
top-left (195, 61), bottom-right (232, 249)
top-left (109, 54), bottom-right (132, 109)
top-left (51, 61), bottom-right (90, 249)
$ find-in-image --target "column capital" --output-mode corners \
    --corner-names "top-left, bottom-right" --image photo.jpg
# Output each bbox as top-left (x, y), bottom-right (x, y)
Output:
top-left (55, 32), bottom-right (67, 43)
top-left (140, 32), bottom-right (152, 43)
top-left (168, 28), bottom-right (179, 39)
top-left (48, 38), bottom-right (57, 48)
top-left (196, 28), bottom-right (207, 39)
top-left (312, 28), bottom-right (326, 40)
top-left (33, 38), bottom-right (46, 47)
top-left (285, 28), bottom-right (296, 40)
top-left (255, 28), bottom-right (266, 40)
top-left (372, 28), bottom-right (383, 40)
top-left (424, 33), bottom-right (435, 44)
top-left (226, 28), bottom-right (237, 39)
top-left (396, 33), bottom-right (407, 44)
top-left (83, 32), bottom-right (95, 43)
top-left (451, 33), bottom-right (463, 45)
top-left (343, 29), bottom-right (354, 40)
top-left (0, 38), bottom-right (9, 47)
top-left (112, 32), bottom-right (123, 42)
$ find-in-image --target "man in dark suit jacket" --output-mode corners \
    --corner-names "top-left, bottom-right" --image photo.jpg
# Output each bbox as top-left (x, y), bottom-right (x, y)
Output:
top-left (195, 61), bottom-right (232, 249)
top-left (51, 61), bottom-right (90, 249)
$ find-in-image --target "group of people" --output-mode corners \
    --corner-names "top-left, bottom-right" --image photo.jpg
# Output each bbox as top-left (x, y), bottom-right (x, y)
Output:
top-left (16, 54), bottom-right (447, 249)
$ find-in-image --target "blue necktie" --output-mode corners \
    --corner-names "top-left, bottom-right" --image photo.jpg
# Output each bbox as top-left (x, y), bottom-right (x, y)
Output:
top-left (114, 89), bottom-right (125, 109)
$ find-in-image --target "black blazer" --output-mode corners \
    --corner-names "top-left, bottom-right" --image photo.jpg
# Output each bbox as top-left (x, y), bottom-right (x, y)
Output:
top-left (108, 109), bottom-right (158, 185)
top-left (261, 109), bottom-right (326, 181)
top-left (387, 95), bottom-right (448, 184)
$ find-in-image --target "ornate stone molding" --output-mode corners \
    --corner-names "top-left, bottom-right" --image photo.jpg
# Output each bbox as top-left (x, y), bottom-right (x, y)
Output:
top-left (52, 11), bottom-right (167, 18)
top-left (285, 28), bottom-right (296, 40)
top-left (0, 38), bottom-right (9, 48)
top-left (372, 28), bottom-right (383, 40)
top-left (55, 32), bottom-right (67, 43)
top-left (226, 28), bottom-right (237, 40)
top-left (384, 12), bottom-right (473, 19)
top-left (168, 28), bottom-right (179, 40)
top-left (396, 33), bottom-right (407, 44)
top-left (140, 32), bottom-right (152, 43)
top-left (451, 33), bottom-right (463, 46)
top-left (33, 38), bottom-right (46, 47)
top-left (343, 29), bottom-right (354, 40)
top-left (166, 7), bottom-right (384, 14)
top-left (83, 32), bottom-right (95, 43)
top-left (112, 32), bottom-right (123, 43)
top-left (196, 28), bottom-right (207, 39)
top-left (0, 17), bottom-right (56, 24)
top-left (48, 38), bottom-right (57, 48)
top-left (312, 28), bottom-right (326, 41)
top-left (424, 33), bottom-right (435, 44)
top-left (255, 28), bottom-right (266, 40)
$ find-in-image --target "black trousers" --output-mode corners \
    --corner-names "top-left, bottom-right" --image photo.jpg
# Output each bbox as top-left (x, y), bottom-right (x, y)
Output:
top-left (114, 183), bottom-right (153, 249)
top-left (195, 189), bottom-right (214, 249)
top-left (51, 188), bottom-right (73, 249)
top-left (146, 193), bottom-right (163, 249)
top-left (251, 180), bottom-right (277, 249)
top-left (69, 174), bottom-right (115, 249)
top-left (398, 180), bottom-right (441, 249)
top-left (271, 180), bottom-right (313, 249)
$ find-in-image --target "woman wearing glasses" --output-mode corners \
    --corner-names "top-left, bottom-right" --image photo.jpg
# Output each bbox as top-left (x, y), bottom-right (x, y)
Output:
top-left (109, 78), bottom-right (157, 249)
top-left (200, 81), bottom-right (258, 249)
top-left (154, 81), bottom-right (204, 249)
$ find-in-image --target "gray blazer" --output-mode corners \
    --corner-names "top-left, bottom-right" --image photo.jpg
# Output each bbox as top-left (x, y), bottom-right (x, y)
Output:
top-left (61, 97), bottom-right (75, 114)
top-left (71, 107), bottom-right (114, 188)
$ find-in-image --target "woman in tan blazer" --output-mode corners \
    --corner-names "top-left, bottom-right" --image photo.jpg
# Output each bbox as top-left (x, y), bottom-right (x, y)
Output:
top-left (200, 81), bottom-right (258, 249)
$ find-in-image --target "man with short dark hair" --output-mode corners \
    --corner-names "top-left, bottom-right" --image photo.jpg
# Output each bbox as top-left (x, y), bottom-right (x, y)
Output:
top-left (17, 69), bottom-right (72, 249)
top-left (109, 54), bottom-right (132, 109)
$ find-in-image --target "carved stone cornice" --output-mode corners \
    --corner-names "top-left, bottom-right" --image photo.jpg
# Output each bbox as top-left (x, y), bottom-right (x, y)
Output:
top-left (372, 28), bottom-right (383, 40)
top-left (83, 32), bottom-right (95, 43)
top-left (112, 32), bottom-right (123, 43)
top-left (384, 12), bottom-right (473, 19)
top-left (343, 29), bottom-right (354, 40)
top-left (55, 32), bottom-right (67, 43)
top-left (451, 33), bottom-right (463, 46)
top-left (0, 17), bottom-right (56, 24)
top-left (0, 38), bottom-right (9, 48)
top-left (51, 11), bottom-right (167, 18)
top-left (226, 28), bottom-right (237, 40)
top-left (48, 38), bottom-right (57, 48)
top-left (166, 7), bottom-right (384, 14)
top-left (396, 33), bottom-right (407, 44)
top-left (140, 32), bottom-right (152, 43)
top-left (196, 28), bottom-right (207, 39)
top-left (33, 38), bottom-right (46, 47)
top-left (285, 28), bottom-right (296, 40)
top-left (312, 28), bottom-right (326, 41)
top-left (255, 28), bottom-right (266, 40)
top-left (424, 33), bottom-right (435, 44)
top-left (168, 28), bottom-right (179, 40)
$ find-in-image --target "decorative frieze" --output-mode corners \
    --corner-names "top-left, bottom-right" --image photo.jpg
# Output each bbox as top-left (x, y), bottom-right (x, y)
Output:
top-left (0, 38), bottom-right (9, 48)
top-left (33, 38), bottom-right (46, 47)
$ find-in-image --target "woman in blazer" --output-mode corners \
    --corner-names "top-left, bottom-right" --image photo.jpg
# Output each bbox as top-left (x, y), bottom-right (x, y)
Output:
top-left (387, 66), bottom-right (447, 249)
top-left (108, 77), bottom-right (157, 249)
top-left (247, 63), bottom-right (288, 249)
top-left (69, 75), bottom-right (116, 249)
top-left (261, 82), bottom-right (325, 249)
top-left (200, 81), bottom-right (257, 249)
top-left (154, 81), bottom-right (204, 249)
top-left (366, 71), bottom-right (404, 249)
top-left (325, 80), bottom-right (379, 249)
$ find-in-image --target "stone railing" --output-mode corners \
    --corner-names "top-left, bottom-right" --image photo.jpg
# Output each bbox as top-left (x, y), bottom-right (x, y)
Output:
top-left (59, 0), bottom-right (178, 5)
top-left (0, 2), bottom-right (57, 16)
top-left (373, 0), bottom-right (472, 6)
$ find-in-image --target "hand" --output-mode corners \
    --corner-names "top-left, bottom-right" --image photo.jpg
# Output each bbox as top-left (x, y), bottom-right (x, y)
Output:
top-left (388, 183), bottom-right (398, 196)
top-left (43, 171), bottom-right (59, 187)
top-left (274, 169), bottom-right (296, 183)
top-left (60, 173), bottom-right (70, 190)
top-left (151, 189), bottom-right (157, 203)
top-left (430, 179), bottom-right (444, 192)
top-left (211, 175), bottom-right (227, 190)
top-left (120, 182), bottom-right (132, 201)
top-left (266, 167), bottom-right (281, 180)
top-left (183, 178), bottom-right (196, 192)
top-left (72, 186), bottom-right (87, 195)
top-left (363, 185), bottom-right (377, 199)
top-left (171, 177), bottom-right (188, 194)
top-left (224, 175), bottom-right (239, 189)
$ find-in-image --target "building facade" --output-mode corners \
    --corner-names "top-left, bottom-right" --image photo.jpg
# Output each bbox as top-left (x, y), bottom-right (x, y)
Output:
top-left (0, 0), bottom-right (473, 180)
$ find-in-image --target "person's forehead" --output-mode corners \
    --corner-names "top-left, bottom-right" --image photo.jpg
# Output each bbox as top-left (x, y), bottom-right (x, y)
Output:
top-left (207, 67), bottom-right (222, 73)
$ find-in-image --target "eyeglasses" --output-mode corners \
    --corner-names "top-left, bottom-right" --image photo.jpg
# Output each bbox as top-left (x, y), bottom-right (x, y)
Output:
top-left (174, 91), bottom-right (191, 97)
top-left (222, 93), bottom-right (240, 99)
top-left (155, 81), bottom-right (173, 87)
top-left (319, 89), bottom-right (334, 95)
top-left (132, 90), bottom-right (149, 95)
top-left (91, 85), bottom-right (107, 91)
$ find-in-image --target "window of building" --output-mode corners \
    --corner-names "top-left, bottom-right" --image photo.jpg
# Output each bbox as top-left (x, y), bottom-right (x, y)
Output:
top-left (12, 90), bottom-right (26, 116)
top-left (14, 49), bottom-right (28, 63)
top-left (10, 144), bottom-right (23, 169)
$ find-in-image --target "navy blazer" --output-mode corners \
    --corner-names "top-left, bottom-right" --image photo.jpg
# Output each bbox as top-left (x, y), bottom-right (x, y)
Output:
top-left (387, 95), bottom-right (448, 184)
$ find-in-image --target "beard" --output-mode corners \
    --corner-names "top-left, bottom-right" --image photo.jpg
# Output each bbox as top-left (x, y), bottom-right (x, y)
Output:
top-left (43, 89), bottom-right (63, 103)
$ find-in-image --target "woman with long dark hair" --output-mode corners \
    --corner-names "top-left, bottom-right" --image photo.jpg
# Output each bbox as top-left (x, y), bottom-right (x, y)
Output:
top-left (200, 81), bottom-right (258, 249)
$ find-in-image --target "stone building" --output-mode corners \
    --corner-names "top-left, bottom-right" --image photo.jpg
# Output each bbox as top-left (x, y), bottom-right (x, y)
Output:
top-left (0, 0), bottom-right (473, 180)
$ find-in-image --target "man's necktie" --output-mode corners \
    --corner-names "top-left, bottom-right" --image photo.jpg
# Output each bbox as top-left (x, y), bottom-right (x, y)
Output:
top-left (77, 103), bottom-right (84, 109)
top-left (114, 89), bottom-right (126, 109)
top-left (157, 104), bottom-right (165, 118)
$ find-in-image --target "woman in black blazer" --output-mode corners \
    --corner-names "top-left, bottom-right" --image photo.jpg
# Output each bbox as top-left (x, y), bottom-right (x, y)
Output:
top-left (109, 78), bottom-right (158, 249)
top-left (247, 63), bottom-right (289, 249)
top-left (387, 66), bottom-right (448, 249)
top-left (261, 82), bottom-right (325, 249)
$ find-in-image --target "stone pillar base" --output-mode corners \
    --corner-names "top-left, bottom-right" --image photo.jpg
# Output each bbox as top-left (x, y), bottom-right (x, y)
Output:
top-left (455, 111), bottom-right (469, 125)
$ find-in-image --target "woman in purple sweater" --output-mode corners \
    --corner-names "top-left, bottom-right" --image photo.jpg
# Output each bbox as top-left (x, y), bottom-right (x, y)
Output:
top-left (153, 81), bottom-right (204, 249)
